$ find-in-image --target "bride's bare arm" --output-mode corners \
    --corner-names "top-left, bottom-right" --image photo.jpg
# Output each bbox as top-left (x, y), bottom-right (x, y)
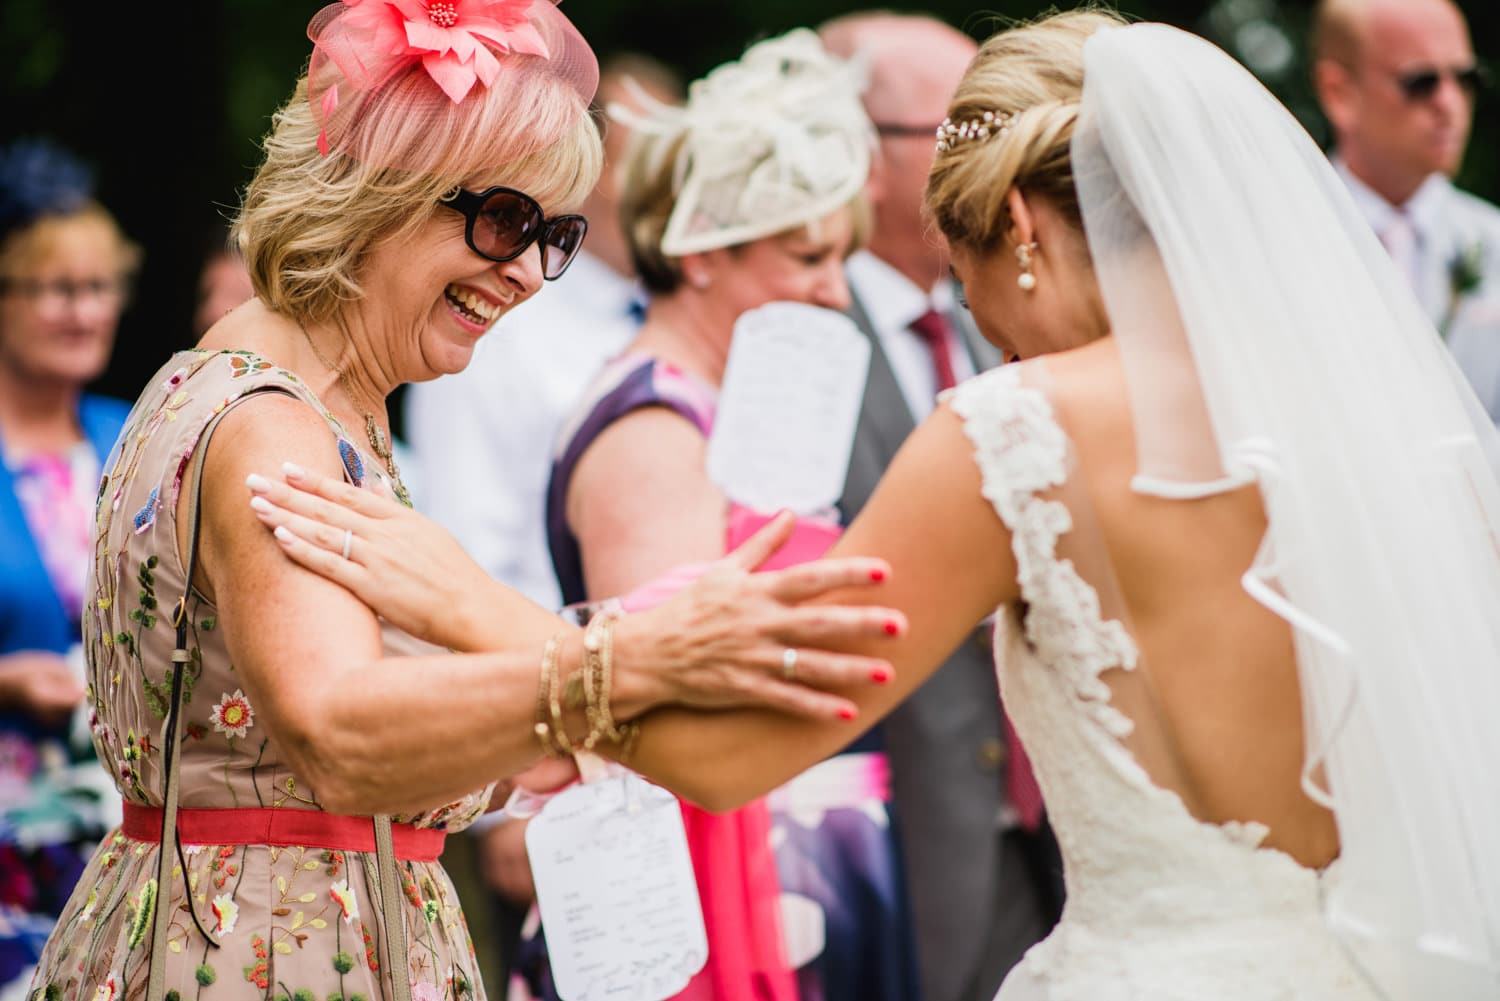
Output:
top-left (616, 405), bottom-right (1022, 810)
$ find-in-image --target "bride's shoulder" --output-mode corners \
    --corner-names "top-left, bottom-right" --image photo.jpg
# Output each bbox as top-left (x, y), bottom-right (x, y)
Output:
top-left (940, 341), bottom-right (1101, 419)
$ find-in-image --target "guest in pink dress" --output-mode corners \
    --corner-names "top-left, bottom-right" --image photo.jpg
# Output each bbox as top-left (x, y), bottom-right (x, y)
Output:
top-left (536, 29), bottom-right (919, 1001)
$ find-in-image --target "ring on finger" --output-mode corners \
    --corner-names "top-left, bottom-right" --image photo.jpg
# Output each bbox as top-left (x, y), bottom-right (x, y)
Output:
top-left (781, 647), bottom-right (799, 681)
top-left (341, 528), bottom-right (354, 561)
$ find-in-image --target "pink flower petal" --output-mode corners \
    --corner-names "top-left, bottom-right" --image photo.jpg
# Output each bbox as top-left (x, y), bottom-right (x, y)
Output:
top-left (466, 21), bottom-right (549, 59)
top-left (422, 53), bottom-right (480, 103)
top-left (470, 43), bottom-right (502, 86)
top-left (404, 20), bottom-right (459, 55)
top-left (387, 0), bottom-right (430, 22)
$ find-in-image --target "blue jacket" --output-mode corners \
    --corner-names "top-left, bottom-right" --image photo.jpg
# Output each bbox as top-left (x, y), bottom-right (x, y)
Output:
top-left (0, 393), bottom-right (131, 658)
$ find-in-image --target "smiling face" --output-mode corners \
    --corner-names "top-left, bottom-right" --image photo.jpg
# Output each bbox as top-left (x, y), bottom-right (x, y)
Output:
top-left (0, 211), bottom-right (132, 388)
top-left (351, 185), bottom-right (552, 382)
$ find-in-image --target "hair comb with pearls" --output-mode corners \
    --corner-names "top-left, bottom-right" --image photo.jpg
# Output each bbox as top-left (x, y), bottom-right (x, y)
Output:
top-left (935, 110), bottom-right (1015, 153)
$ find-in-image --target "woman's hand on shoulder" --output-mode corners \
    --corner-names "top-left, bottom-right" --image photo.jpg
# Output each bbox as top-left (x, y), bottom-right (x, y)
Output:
top-left (613, 511), bottom-right (904, 722)
top-left (245, 461), bottom-right (507, 650)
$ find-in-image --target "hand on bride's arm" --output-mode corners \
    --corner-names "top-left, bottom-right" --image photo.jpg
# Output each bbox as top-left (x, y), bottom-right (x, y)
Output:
top-left (247, 463), bottom-right (902, 723)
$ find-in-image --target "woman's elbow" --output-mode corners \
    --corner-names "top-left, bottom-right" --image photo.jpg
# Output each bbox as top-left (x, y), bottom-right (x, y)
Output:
top-left (268, 696), bottom-right (368, 814)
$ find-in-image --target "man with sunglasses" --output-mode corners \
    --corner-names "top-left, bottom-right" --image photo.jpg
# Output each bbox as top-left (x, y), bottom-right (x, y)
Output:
top-left (1314, 0), bottom-right (1500, 419)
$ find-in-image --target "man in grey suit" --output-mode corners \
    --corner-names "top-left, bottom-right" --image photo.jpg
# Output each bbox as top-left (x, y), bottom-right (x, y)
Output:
top-left (819, 13), bottom-right (1062, 1001)
top-left (1313, 0), bottom-right (1500, 419)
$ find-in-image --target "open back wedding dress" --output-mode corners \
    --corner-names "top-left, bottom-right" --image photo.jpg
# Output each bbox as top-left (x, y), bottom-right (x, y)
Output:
top-left (946, 23), bottom-right (1500, 1001)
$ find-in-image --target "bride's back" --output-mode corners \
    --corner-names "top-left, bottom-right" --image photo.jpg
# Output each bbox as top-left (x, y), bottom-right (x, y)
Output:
top-left (1040, 336), bottom-right (1339, 869)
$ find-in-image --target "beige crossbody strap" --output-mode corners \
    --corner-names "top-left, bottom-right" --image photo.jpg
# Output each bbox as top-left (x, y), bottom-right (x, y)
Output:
top-left (374, 816), bottom-right (412, 1001)
top-left (146, 389), bottom-right (296, 1001)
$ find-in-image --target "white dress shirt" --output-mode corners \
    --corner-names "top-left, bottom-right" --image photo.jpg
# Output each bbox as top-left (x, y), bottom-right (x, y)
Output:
top-left (1335, 159), bottom-right (1500, 419)
top-left (405, 250), bottom-right (643, 609)
top-left (845, 250), bottom-right (975, 421)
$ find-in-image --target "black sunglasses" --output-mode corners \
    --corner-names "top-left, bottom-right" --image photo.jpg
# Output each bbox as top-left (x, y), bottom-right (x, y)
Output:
top-left (1395, 64), bottom-right (1489, 102)
top-left (440, 186), bottom-right (588, 281)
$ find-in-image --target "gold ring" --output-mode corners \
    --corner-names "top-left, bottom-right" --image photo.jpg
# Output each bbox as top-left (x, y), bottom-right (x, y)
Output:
top-left (781, 647), bottom-right (798, 681)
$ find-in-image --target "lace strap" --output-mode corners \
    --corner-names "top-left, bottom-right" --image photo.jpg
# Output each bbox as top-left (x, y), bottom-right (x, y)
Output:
top-left (941, 366), bottom-right (1071, 532)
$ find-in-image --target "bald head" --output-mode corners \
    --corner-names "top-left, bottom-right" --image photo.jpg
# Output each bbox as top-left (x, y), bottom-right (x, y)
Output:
top-left (1313, 0), bottom-right (1467, 65)
top-left (1312, 0), bottom-right (1475, 204)
top-left (819, 12), bottom-right (978, 289)
top-left (820, 12), bottom-right (978, 125)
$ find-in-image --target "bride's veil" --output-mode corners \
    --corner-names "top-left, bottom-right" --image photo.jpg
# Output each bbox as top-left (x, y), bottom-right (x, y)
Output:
top-left (1074, 22), bottom-right (1500, 997)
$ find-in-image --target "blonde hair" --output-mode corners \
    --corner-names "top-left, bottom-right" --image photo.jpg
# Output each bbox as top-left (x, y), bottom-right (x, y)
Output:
top-left (620, 128), bottom-right (872, 293)
top-left (235, 70), bottom-right (602, 323)
top-left (0, 201), bottom-right (141, 283)
top-left (925, 8), bottom-right (1127, 252)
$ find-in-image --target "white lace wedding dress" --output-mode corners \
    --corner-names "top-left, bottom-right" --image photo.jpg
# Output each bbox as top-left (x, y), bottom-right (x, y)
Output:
top-left (947, 366), bottom-right (1380, 1001)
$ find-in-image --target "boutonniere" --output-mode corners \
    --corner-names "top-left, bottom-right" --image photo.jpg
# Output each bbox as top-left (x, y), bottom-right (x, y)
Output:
top-left (1441, 239), bottom-right (1485, 340)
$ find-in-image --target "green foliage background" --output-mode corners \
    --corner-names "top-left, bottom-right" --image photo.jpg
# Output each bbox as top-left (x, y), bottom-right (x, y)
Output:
top-left (2, 0), bottom-right (1495, 404)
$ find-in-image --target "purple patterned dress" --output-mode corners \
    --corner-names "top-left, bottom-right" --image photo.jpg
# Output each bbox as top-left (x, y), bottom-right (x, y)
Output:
top-left (528, 353), bottom-right (920, 1001)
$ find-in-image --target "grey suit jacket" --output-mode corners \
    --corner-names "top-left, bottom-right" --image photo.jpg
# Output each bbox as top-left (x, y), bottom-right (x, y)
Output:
top-left (839, 289), bottom-right (1050, 1001)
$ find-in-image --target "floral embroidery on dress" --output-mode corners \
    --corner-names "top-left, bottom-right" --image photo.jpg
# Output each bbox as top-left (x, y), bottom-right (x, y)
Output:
top-left (338, 439), bottom-right (365, 486)
top-left (209, 690), bottom-right (255, 739)
top-left (210, 894), bottom-right (239, 935)
top-left (31, 350), bottom-right (494, 1001)
top-left (227, 355), bottom-right (274, 379)
top-left (132, 486), bottom-right (159, 534)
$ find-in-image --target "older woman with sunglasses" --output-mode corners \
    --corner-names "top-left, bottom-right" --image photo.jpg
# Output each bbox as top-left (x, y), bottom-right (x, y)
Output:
top-left (24, 5), bottom-right (902, 1001)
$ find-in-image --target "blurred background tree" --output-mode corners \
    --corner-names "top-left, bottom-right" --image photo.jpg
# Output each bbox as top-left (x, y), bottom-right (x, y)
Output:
top-left (3, 0), bottom-right (1494, 405)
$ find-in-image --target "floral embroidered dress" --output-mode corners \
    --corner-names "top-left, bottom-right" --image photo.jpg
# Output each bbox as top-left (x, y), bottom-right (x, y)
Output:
top-left (28, 350), bottom-right (495, 1001)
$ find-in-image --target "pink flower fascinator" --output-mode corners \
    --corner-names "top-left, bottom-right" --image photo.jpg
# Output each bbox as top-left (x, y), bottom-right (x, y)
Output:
top-left (307, 0), bottom-right (599, 172)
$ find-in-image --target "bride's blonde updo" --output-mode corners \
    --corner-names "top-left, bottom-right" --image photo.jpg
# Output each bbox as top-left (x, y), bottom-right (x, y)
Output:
top-left (925, 8), bottom-right (1126, 251)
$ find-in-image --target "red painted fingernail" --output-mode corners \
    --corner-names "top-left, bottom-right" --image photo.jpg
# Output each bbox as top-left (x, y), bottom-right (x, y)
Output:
top-left (869, 568), bottom-right (886, 582)
top-left (838, 706), bottom-right (858, 721)
top-left (871, 667), bottom-right (892, 684)
top-left (883, 620), bottom-right (901, 636)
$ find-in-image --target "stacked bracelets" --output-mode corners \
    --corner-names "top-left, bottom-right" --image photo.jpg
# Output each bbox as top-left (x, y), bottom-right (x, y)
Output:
top-left (533, 609), bottom-right (641, 762)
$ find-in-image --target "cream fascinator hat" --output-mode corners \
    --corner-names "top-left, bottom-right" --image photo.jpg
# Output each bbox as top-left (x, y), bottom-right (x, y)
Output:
top-left (612, 28), bottom-right (873, 255)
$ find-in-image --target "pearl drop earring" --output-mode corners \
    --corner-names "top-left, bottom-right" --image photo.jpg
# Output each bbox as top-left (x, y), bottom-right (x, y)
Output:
top-left (1016, 241), bottom-right (1039, 292)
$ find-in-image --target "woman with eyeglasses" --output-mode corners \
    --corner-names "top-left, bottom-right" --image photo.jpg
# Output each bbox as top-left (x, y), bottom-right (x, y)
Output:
top-left (0, 137), bottom-right (138, 991)
top-left (24, 5), bottom-right (903, 1001)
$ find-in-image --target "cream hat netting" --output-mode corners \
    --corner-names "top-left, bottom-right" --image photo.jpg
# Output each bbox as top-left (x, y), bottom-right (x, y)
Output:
top-left (611, 27), bottom-right (874, 255)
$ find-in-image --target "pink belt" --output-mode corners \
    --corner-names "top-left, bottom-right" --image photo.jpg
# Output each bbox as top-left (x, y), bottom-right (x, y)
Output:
top-left (122, 803), bottom-right (447, 862)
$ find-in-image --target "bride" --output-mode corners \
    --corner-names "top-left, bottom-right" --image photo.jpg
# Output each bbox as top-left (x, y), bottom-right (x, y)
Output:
top-left (246, 11), bottom-right (1500, 999)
